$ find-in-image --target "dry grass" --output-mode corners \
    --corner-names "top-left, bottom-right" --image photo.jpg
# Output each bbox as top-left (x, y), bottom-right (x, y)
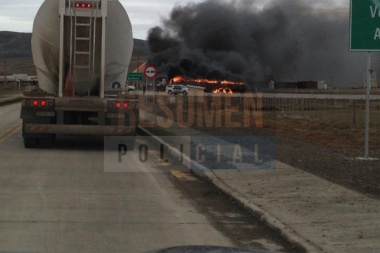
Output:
top-left (265, 102), bottom-right (380, 151)
top-left (146, 95), bottom-right (380, 154)
top-left (0, 58), bottom-right (36, 76)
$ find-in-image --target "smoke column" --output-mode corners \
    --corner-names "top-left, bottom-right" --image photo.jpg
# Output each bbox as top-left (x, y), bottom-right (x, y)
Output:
top-left (147, 0), bottom-right (372, 87)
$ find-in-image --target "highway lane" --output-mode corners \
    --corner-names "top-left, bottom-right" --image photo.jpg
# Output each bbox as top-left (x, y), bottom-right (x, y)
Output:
top-left (0, 102), bottom-right (302, 253)
top-left (0, 102), bottom-right (22, 141)
top-left (0, 103), bottom-right (235, 253)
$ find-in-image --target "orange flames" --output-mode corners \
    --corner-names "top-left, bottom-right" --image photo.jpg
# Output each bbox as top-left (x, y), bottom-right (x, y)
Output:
top-left (171, 76), bottom-right (185, 83)
top-left (212, 87), bottom-right (233, 94)
top-left (170, 76), bottom-right (245, 94)
top-left (170, 76), bottom-right (244, 85)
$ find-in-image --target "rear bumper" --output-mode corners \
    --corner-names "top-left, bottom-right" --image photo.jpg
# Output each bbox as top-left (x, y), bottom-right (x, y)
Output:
top-left (24, 124), bottom-right (136, 135)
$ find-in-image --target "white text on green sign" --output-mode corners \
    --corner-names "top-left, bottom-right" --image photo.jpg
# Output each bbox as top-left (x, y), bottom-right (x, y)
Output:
top-left (127, 73), bottom-right (143, 81)
top-left (350, 0), bottom-right (380, 51)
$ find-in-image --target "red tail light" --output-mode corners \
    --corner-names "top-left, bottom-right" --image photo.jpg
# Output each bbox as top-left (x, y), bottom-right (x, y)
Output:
top-left (109, 101), bottom-right (129, 110)
top-left (75, 3), bottom-right (92, 8)
top-left (28, 99), bottom-right (54, 107)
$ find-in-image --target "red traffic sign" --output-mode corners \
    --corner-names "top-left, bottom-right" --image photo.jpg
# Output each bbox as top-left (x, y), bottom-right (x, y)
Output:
top-left (144, 65), bottom-right (157, 78)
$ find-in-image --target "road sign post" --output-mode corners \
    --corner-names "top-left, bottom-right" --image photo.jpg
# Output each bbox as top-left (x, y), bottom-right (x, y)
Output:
top-left (365, 53), bottom-right (371, 158)
top-left (144, 65), bottom-right (158, 103)
top-left (350, 0), bottom-right (380, 158)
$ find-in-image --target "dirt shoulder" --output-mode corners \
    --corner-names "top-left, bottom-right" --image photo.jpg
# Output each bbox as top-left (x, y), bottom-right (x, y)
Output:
top-left (276, 134), bottom-right (380, 199)
top-left (198, 126), bottom-right (380, 200)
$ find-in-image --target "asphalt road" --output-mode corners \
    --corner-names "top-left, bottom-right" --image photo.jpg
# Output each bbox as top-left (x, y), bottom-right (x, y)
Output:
top-left (0, 102), bottom-right (298, 253)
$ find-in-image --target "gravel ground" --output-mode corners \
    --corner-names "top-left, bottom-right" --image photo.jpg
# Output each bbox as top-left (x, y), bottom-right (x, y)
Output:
top-left (199, 126), bottom-right (380, 200)
top-left (276, 134), bottom-right (380, 199)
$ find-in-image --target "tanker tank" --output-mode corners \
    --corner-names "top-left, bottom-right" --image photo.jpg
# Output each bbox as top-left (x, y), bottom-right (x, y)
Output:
top-left (31, 0), bottom-right (133, 95)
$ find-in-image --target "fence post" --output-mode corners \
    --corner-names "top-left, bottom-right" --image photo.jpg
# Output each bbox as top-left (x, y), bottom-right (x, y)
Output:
top-left (377, 105), bottom-right (379, 132)
top-left (352, 100), bottom-right (356, 126)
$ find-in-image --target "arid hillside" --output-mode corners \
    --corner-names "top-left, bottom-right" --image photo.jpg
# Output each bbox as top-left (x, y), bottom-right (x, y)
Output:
top-left (0, 31), bottom-right (148, 75)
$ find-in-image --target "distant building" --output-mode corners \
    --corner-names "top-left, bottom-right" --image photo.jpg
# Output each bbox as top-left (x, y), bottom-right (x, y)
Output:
top-left (270, 80), bottom-right (327, 90)
top-left (0, 75), bottom-right (38, 85)
top-left (12, 74), bottom-right (28, 81)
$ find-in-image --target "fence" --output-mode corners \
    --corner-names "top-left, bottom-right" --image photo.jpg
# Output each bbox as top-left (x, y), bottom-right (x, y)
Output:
top-left (144, 93), bottom-right (380, 131)
top-left (260, 97), bottom-right (380, 130)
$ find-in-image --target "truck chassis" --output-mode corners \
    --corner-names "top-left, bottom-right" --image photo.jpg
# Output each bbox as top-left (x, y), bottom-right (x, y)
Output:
top-left (21, 92), bottom-right (138, 148)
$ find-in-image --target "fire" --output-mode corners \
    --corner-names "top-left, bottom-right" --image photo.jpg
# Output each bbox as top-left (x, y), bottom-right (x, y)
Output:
top-left (212, 87), bottom-right (233, 94)
top-left (169, 76), bottom-right (245, 94)
top-left (171, 76), bottom-right (184, 83)
top-left (170, 76), bottom-right (244, 85)
top-left (221, 80), bottom-right (244, 85)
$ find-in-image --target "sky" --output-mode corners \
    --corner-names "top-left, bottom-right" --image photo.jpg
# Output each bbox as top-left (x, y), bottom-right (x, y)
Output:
top-left (0, 0), bottom-right (348, 40)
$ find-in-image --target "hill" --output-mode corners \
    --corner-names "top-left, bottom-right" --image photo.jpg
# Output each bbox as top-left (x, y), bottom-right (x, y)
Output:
top-left (0, 31), bottom-right (32, 59)
top-left (0, 31), bottom-right (148, 75)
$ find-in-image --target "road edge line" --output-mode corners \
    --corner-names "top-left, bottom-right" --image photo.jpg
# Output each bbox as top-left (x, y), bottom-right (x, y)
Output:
top-left (0, 122), bottom-right (22, 143)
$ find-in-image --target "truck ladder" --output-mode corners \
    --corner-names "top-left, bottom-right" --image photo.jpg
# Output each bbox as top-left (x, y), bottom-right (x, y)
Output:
top-left (73, 11), bottom-right (94, 96)
top-left (59, 0), bottom-right (104, 97)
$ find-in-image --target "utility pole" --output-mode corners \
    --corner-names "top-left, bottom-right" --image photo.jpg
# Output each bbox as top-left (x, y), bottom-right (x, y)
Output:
top-left (1, 59), bottom-right (10, 86)
top-left (137, 54), bottom-right (140, 90)
top-left (137, 54), bottom-right (140, 73)
top-left (4, 59), bottom-right (8, 86)
top-left (294, 41), bottom-right (298, 82)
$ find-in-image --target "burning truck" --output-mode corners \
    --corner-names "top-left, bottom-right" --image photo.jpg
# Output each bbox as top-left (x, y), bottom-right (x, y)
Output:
top-left (169, 76), bottom-right (245, 94)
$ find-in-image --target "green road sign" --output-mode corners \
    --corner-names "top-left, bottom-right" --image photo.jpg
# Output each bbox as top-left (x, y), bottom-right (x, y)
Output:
top-left (126, 73), bottom-right (143, 81)
top-left (350, 0), bottom-right (380, 51)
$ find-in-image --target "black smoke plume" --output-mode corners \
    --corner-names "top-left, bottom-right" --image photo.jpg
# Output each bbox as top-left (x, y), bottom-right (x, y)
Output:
top-left (147, 0), bottom-right (372, 87)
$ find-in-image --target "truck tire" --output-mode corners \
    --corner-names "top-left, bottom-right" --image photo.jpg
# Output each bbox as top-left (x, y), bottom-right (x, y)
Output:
top-left (23, 137), bottom-right (38, 148)
top-left (168, 90), bottom-right (172, 95)
top-left (22, 120), bottom-right (55, 148)
top-left (38, 135), bottom-right (56, 148)
top-left (24, 135), bottom-right (55, 149)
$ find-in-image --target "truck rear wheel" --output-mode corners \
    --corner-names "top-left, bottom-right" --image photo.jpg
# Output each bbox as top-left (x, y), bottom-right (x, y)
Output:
top-left (22, 120), bottom-right (56, 148)
top-left (38, 135), bottom-right (56, 148)
top-left (23, 137), bottom-right (38, 148)
top-left (23, 135), bottom-right (55, 148)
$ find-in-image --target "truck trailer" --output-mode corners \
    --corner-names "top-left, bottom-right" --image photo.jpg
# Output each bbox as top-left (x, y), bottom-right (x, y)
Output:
top-left (21, 0), bottom-right (138, 148)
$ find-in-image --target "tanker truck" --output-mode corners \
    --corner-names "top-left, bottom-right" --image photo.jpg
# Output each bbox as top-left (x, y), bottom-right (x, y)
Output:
top-left (20, 0), bottom-right (138, 148)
